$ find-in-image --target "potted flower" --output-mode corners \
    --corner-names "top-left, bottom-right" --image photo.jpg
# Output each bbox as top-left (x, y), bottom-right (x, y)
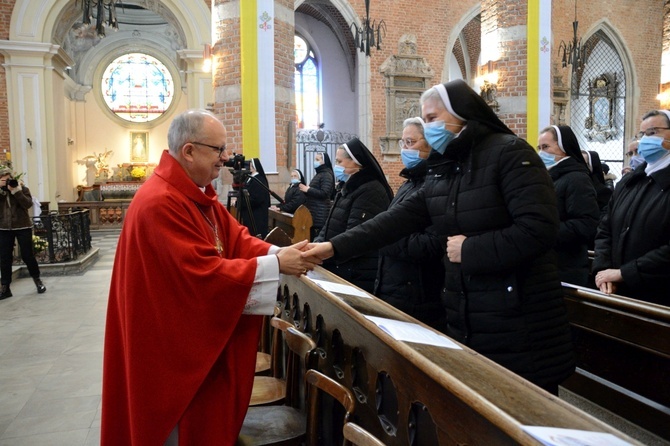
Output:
top-left (130, 166), bottom-right (146, 181)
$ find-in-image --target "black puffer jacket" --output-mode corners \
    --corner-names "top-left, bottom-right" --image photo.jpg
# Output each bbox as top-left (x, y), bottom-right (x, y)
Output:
top-left (330, 122), bottom-right (574, 390)
top-left (593, 163), bottom-right (670, 305)
top-left (304, 165), bottom-right (335, 229)
top-left (548, 157), bottom-right (599, 286)
top-left (373, 162), bottom-right (446, 330)
top-left (315, 169), bottom-right (390, 293)
top-left (277, 184), bottom-right (306, 214)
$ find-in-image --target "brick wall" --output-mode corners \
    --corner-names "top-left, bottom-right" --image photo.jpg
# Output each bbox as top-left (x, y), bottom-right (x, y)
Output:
top-left (0, 0), bottom-right (15, 162)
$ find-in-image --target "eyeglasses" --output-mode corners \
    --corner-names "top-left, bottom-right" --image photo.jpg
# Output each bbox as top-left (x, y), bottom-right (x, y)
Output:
top-left (398, 138), bottom-right (423, 150)
top-left (635, 127), bottom-right (670, 140)
top-left (190, 141), bottom-right (227, 156)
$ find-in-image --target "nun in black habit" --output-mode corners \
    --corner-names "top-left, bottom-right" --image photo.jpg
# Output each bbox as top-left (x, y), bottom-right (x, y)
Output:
top-left (314, 137), bottom-right (392, 293)
top-left (538, 125), bottom-right (600, 286)
top-left (305, 79), bottom-right (575, 394)
top-left (238, 158), bottom-right (271, 239)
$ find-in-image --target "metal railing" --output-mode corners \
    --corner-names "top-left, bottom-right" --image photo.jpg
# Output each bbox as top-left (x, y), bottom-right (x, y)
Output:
top-left (15, 210), bottom-right (92, 264)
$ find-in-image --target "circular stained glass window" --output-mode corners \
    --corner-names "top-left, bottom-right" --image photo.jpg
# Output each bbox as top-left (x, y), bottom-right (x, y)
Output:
top-left (101, 53), bottom-right (174, 123)
top-left (294, 35), bottom-right (309, 65)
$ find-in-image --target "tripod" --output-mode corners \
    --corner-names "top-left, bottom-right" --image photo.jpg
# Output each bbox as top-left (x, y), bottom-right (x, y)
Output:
top-left (226, 172), bottom-right (285, 238)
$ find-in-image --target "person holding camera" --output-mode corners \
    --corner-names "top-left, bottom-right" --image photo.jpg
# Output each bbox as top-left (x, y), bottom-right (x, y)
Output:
top-left (0, 168), bottom-right (46, 299)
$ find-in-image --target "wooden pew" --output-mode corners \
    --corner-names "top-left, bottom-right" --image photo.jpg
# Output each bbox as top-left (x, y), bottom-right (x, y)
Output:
top-left (562, 284), bottom-right (670, 440)
top-left (276, 268), bottom-right (641, 446)
top-left (268, 205), bottom-right (313, 243)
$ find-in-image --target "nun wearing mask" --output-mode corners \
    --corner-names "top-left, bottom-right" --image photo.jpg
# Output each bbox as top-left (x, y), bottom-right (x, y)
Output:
top-left (313, 138), bottom-right (393, 293)
top-left (374, 117), bottom-right (446, 331)
top-left (304, 79), bottom-right (575, 394)
top-left (299, 152), bottom-right (335, 239)
top-left (272, 169), bottom-right (306, 214)
top-left (538, 125), bottom-right (600, 286)
top-left (238, 158), bottom-right (270, 239)
top-left (582, 149), bottom-right (613, 215)
top-left (593, 109), bottom-right (670, 305)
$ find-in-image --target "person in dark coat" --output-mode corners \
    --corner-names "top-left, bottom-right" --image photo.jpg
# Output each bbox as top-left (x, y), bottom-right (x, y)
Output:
top-left (272, 169), bottom-right (306, 214)
top-left (374, 117), bottom-right (446, 331)
top-left (305, 80), bottom-right (575, 394)
top-left (593, 109), bottom-right (670, 306)
top-left (314, 138), bottom-right (393, 293)
top-left (300, 152), bottom-right (335, 239)
top-left (582, 149), bottom-right (613, 215)
top-left (238, 158), bottom-right (270, 239)
top-left (537, 125), bottom-right (599, 286)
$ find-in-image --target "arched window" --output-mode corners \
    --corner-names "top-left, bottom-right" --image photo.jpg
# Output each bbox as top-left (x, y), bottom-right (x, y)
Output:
top-left (294, 35), bottom-right (320, 129)
top-left (101, 52), bottom-right (175, 123)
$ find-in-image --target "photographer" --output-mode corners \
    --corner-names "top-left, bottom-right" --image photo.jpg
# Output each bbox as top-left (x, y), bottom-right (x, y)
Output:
top-left (0, 168), bottom-right (46, 300)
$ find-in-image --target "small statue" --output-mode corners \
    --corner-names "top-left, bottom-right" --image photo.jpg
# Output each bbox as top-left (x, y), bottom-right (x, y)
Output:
top-left (76, 158), bottom-right (98, 186)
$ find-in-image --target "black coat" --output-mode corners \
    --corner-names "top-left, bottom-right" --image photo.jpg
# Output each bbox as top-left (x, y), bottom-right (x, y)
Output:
top-left (278, 184), bottom-right (306, 214)
top-left (238, 173), bottom-right (270, 238)
top-left (304, 165), bottom-right (334, 229)
top-left (315, 169), bottom-right (390, 293)
top-left (330, 122), bottom-right (574, 390)
top-left (373, 162), bottom-right (446, 330)
top-left (548, 157), bottom-right (600, 286)
top-left (593, 163), bottom-right (670, 305)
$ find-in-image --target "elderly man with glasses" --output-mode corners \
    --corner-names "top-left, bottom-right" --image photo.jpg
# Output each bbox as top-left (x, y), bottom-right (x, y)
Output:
top-left (593, 109), bottom-right (670, 306)
top-left (101, 109), bottom-right (321, 445)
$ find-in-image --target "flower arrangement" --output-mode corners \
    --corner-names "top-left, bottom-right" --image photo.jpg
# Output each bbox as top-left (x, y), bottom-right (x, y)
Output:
top-left (79, 149), bottom-right (114, 178)
top-left (130, 166), bottom-right (146, 180)
top-left (32, 235), bottom-right (48, 254)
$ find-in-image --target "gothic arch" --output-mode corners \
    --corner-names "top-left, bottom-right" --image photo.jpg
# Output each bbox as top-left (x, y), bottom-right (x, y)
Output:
top-left (442, 5), bottom-right (481, 85)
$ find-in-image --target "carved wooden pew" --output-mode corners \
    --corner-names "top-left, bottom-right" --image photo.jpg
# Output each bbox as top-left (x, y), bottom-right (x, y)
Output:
top-left (268, 205), bottom-right (313, 243)
top-left (277, 268), bottom-right (641, 446)
top-left (562, 284), bottom-right (670, 440)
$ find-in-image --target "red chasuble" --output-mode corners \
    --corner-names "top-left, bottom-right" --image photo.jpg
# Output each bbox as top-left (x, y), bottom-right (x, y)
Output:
top-left (101, 151), bottom-right (274, 445)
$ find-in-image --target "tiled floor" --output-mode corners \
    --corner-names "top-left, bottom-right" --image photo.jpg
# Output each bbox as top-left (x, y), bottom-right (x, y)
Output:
top-left (0, 231), bottom-right (119, 446)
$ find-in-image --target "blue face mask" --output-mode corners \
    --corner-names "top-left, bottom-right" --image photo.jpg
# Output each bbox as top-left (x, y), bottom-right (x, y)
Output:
top-left (290, 178), bottom-right (300, 185)
top-left (423, 121), bottom-right (456, 155)
top-left (314, 161), bottom-right (322, 169)
top-left (539, 150), bottom-right (557, 168)
top-left (333, 165), bottom-right (349, 182)
top-left (629, 155), bottom-right (645, 170)
top-left (401, 149), bottom-right (423, 169)
top-left (638, 135), bottom-right (669, 164)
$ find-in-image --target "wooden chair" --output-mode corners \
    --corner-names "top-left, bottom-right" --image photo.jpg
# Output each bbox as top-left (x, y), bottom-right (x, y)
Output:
top-left (241, 331), bottom-right (357, 445)
top-left (343, 422), bottom-right (386, 446)
top-left (249, 317), bottom-right (294, 406)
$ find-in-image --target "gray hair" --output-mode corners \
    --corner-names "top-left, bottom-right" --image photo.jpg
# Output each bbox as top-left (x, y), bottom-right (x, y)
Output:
top-left (642, 109), bottom-right (670, 127)
top-left (167, 109), bottom-right (218, 154)
top-left (403, 117), bottom-right (425, 135)
top-left (419, 87), bottom-right (445, 108)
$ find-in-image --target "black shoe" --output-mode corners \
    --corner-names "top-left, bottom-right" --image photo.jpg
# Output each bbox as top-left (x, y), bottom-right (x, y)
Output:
top-left (0, 285), bottom-right (12, 300)
top-left (34, 278), bottom-right (46, 294)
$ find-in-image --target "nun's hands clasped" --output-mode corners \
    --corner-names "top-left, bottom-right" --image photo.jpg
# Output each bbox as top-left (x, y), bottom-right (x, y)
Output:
top-left (446, 235), bottom-right (466, 263)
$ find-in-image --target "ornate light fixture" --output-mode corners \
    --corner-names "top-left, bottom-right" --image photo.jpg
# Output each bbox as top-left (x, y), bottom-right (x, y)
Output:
top-left (350, 0), bottom-right (386, 56)
top-left (558, 0), bottom-right (587, 73)
top-left (77, 0), bottom-right (122, 37)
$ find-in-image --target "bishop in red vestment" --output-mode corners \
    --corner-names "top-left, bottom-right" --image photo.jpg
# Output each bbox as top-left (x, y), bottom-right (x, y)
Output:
top-left (101, 110), bottom-right (318, 445)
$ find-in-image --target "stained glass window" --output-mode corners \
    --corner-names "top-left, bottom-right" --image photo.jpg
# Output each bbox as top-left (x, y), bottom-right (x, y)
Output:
top-left (101, 53), bottom-right (174, 123)
top-left (294, 35), bottom-right (320, 129)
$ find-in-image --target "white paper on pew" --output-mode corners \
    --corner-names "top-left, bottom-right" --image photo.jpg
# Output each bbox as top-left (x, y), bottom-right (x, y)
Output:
top-left (307, 278), bottom-right (372, 298)
top-left (522, 426), bottom-right (633, 446)
top-left (364, 316), bottom-right (461, 349)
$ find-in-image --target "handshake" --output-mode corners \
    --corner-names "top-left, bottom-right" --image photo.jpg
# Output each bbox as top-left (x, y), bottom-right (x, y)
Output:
top-left (274, 241), bottom-right (335, 277)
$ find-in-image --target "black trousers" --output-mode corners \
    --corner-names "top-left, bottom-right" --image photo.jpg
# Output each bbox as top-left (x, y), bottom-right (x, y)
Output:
top-left (0, 228), bottom-right (41, 285)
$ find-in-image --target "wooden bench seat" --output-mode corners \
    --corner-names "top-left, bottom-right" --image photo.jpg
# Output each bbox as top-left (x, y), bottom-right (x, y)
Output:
top-left (268, 205), bottom-right (313, 243)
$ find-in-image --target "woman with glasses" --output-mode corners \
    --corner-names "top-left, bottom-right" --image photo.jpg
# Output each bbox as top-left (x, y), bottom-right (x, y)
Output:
top-left (593, 109), bottom-right (670, 305)
top-left (299, 152), bottom-right (335, 239)
top-left (373, 117), bottom-right (446, 330)
top-left (537, 125), bottom-right (600, 286)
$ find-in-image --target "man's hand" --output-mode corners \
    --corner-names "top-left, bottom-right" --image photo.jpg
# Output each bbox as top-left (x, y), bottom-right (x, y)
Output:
top-left (276, 240), bottom-right (321, 276)
top-left (298, 184), bottom-right (309, 193)
top-left (301, 242), bottom-right (334, 261)
top-left (446, 235), bottom-right (466, 264)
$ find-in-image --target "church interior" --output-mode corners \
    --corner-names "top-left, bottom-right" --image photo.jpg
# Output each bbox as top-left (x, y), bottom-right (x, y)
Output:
top-left (0, 0), bottom-right (669, 445)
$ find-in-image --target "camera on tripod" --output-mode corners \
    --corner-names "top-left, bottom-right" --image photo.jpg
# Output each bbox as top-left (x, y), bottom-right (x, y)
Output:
top-left (225, 153), bottom-right (251, 190)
